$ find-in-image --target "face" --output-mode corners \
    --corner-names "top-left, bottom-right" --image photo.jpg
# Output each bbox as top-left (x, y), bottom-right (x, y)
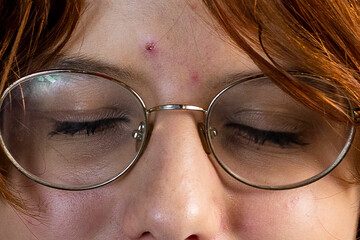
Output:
top-left (0, 0), bottom-right (359, 239)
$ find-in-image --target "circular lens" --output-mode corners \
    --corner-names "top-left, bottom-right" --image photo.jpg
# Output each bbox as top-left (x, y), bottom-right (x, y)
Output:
top-left (0, 71), bottom-right (147, 190)
top-left (207, 74), bottom-right (354, 189)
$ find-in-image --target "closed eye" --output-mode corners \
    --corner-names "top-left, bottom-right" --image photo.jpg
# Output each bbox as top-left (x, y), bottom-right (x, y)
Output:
top-left (49, 117), bottom-right (129, 137)
top-left (225, 123), bottom-right (309, 148)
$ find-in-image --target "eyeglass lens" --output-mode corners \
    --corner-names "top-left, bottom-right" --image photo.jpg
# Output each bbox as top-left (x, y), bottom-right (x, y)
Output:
top-left (208, 75), bottom-right (353, 188)
top-left (0, 73), bottom-right (147, 189)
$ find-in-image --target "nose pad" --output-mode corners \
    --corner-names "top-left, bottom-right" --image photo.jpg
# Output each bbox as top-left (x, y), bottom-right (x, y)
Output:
top-left (132, 121), bottom-right (149, 152)
top-left (197, 123), bottom-right (217, 154)
top-left (133, 122), bottom-right (146, 141)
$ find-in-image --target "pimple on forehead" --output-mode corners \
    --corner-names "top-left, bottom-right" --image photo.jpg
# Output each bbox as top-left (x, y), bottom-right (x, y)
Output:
top-left (189, 71), bottom-right (200, 85)
top-left (143, 41), bottom-right (158, 58)
top-left (189, 3), bottom-right (197, 10)
top-left (140, 35), bottom-right (159, 58)
top-left (145, 42), bottom-right (155, 51)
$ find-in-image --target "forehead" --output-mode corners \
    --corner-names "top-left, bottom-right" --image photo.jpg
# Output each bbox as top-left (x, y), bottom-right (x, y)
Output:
top-left (61, 0), bottom-right (260, 104)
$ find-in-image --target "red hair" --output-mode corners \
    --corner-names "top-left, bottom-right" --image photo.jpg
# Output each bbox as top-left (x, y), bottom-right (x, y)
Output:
top-left (203, 0), bottom-right (360, 121)
top-left (0, 0), bottom-right (83, 210)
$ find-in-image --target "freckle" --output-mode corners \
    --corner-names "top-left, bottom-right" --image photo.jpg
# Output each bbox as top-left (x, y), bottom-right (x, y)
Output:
top-left (190, 71), bottom-right (200, 84)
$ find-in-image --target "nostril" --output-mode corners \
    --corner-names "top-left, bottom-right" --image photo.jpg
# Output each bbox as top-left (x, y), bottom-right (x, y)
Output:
top-left (186, 235), bottom-right (199, 240)
top-left (139, 232), bottom-right (199, 239)
top-left (139, 231), bottom-right (154, 239)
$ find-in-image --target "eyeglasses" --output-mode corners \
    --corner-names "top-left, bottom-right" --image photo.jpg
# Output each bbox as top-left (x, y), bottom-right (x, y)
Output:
top-left (0, 70), bottom-right (357, 190)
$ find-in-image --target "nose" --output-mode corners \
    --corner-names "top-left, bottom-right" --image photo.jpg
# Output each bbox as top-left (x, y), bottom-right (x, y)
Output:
top-left (122, 111), bottom-right (223, 240)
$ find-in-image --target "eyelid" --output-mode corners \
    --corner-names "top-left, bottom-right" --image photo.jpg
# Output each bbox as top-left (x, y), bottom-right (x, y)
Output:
top-left (49, 117), bottom-right (128, 137)
top-left (226, 123), bottom-right (309, 148)
top-left (225, 109), bottom-right (312, 133)
top-left (29, 108), bottom-right (130, 123)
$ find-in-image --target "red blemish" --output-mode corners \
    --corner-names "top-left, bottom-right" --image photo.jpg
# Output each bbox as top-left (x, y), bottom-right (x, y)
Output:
top-left (190, 71), bottom-right (199, 84)
top-left (145, 42), bottom-right (155, 51)
top-left (143, 41), bottom-right (159, 59)
top-left (189, 4), bottom-right (197, 10)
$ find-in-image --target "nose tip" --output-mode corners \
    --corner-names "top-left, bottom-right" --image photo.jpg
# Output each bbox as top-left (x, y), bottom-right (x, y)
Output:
top-left (121, 111), bottom-right (222, 239)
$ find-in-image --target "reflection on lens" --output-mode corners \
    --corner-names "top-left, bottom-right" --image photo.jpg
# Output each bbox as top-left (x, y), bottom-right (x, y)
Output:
top-left (207, 75), bottom-right (354, 189)
top-left (0, 71), bottom-right (147, 190)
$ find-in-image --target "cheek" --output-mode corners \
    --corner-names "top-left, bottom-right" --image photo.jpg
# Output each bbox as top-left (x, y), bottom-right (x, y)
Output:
top-left (19, 184), bottom-right (128, 239)
top-left (226, 177), bottom-right (359, 239)
top-left (227, 189), bottom-right (319, 238)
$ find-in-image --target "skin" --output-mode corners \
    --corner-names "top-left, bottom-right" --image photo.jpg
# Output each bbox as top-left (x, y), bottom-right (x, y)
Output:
top-left (0, 0), bottom-right (359, 239)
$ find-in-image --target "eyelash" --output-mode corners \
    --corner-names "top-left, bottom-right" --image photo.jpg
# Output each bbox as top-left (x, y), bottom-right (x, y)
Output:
top-left (49, 117), bottom-right (129, 137)
top-left (226, 123), bottom-right (308, 147)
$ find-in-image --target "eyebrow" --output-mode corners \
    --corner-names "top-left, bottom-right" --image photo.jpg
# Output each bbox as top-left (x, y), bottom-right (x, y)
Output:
top-left (47, 55), bottom-right (266, 89)
top-left (47, 55), bottom-right (142, 84)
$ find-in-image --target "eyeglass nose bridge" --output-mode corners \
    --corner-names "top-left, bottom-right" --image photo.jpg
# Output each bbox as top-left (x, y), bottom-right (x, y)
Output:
top-left (132, 104), bottom-right (215, 154)
top-left (147, 104), bottom-right (206, 113)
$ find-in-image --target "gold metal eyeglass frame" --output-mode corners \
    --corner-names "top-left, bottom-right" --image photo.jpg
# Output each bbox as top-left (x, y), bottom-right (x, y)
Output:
top-left (0, 69), bottom-right (359, 191)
